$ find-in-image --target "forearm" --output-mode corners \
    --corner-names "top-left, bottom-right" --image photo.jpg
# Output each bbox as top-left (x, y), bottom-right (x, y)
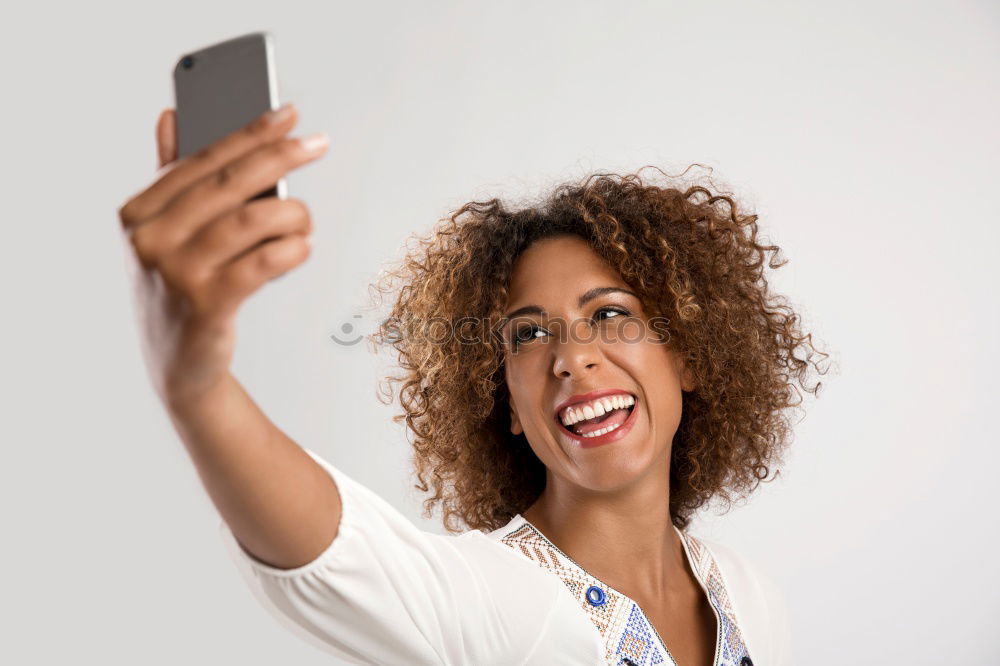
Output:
top-left (165, 372), bottom-right (342, 569)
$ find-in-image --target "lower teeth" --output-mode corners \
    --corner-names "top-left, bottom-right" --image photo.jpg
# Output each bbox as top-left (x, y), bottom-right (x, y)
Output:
top-left (581, 420), bottom-right (622, 438)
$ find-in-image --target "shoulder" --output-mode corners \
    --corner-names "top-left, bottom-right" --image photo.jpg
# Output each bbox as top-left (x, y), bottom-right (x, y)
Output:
top-left (689, 534), bottom-right (793, 666)
top-left (222, 451), bottom-right (596, 664)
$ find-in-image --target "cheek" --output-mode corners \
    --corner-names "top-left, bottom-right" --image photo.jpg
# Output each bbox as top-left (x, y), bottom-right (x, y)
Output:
top-left (652, 387), bottom-right (685, 435)
top-left (505, 362), bottom-right (540, 427)
top-left (504, 349), bottom-right (529, 379)
top-left (625, 348), bottom-right (686, 421)
top-left (504, 355), bottom-right (544, 399)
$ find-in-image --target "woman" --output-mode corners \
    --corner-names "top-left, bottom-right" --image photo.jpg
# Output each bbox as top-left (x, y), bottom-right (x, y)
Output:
top-left (119, 102), bottom-right (827, 665)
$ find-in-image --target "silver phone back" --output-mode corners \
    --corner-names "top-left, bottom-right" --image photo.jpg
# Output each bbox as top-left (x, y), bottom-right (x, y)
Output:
top-left (172, 32), bottom-right (286, 199)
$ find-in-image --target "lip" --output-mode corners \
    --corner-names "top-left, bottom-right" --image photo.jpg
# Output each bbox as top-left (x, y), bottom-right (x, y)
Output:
top-left (554, 388), bottom-right (637, 421)
top-left (555, 397), bottom-right (640, 448)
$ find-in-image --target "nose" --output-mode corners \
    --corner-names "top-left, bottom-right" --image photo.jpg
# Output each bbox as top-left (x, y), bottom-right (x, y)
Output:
top-left (551, 319), bottom-right (603, 379)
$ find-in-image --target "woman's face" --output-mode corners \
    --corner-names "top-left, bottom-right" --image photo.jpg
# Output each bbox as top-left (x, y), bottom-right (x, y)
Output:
top-left (502, 234), bottom-right (695, 492)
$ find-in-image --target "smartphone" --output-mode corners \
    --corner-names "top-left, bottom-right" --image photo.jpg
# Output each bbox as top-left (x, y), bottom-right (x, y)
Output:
top-left (172, 32), bottom-right (286, 202)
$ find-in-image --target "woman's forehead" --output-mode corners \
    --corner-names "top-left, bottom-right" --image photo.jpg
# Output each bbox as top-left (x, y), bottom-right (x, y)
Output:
top-left (504, 286), bottom-right (640, 323)
top-left (507, 237), bottom-right (625, 300)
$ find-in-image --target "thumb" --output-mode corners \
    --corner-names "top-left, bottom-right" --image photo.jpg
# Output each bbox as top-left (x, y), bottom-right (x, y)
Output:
top-left (156, 108), bottom-right (177, 169)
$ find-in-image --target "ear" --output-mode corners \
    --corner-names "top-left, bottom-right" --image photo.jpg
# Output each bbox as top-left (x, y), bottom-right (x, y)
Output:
top-left (681, 367), bottom-right (696, 393)
top-left (509, 401), bottom-right (523, 436)
top-left (677, 355), bottom-right (697, 393)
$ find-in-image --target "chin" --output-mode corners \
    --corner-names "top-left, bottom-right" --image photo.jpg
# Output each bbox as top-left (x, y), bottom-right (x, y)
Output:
top-left (576, 446), bottom-right (656, 490)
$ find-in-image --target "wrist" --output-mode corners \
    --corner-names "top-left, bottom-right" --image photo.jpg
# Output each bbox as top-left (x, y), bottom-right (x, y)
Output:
top-left (164, 370), bottom-right (234, 415)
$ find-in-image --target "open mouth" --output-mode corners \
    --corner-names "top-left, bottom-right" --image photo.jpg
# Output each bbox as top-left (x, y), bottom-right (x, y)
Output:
top-left (556, 396), bottom-right (637, 439)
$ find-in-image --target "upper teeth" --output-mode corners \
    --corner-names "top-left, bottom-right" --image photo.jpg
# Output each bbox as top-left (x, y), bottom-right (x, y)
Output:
top-left (560, 394), bottom-right (635, 426)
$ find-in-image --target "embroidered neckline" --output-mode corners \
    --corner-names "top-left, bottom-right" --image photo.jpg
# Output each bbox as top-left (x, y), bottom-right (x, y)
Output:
top-left (492, 515), bottom-right (752, 666)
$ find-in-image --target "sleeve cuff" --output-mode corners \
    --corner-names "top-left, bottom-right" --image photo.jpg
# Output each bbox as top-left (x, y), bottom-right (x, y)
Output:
top-left (218, 447), bottom-right (349, 579)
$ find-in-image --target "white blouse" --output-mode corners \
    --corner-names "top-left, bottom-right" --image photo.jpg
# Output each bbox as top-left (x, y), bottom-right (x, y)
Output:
top-left (219, 447), bottom-right (791, 665)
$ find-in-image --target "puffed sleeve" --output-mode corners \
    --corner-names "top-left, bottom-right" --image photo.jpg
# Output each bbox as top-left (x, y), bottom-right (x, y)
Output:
top-left (217, 447), bottom-right (560, 665)
top-left (707, 539), bottom-right (793, 666)
top-left (756, 565), bottom-right (792, 665)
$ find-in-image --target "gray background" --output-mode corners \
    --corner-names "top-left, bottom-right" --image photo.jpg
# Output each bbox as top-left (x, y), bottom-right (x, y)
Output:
top-left (3, 0), bottom-right (998, 663)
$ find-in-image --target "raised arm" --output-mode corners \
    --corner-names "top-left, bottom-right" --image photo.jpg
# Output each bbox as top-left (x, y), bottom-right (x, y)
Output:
top-left (166, 372), bottom-right (341, 570)
top-left (118, 104), bottom-right (338, 570)
top-left (118, 104), bottom-right (590, 663)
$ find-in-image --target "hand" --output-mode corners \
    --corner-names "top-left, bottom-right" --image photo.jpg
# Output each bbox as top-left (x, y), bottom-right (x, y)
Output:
top-left (118, 104), bottom-right (328, 407)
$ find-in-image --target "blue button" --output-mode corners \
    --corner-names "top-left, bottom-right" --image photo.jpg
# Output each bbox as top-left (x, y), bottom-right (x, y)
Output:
top-left (585, 585), bottom-right (607, 606)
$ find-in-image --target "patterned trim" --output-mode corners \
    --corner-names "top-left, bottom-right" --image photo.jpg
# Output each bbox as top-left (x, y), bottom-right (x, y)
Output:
top-left (496, 517), bottom-right (752, 666)
top-left (678, 531), bottom-right (752, 666)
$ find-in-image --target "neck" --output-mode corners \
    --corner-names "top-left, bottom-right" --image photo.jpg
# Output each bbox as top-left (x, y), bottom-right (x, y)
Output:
top-left (520, 453), bottom-right (689, 601)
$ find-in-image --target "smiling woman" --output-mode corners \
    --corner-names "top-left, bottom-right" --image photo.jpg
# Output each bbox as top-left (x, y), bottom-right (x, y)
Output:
top-left (369, 167), bottom-right (828, 536)
top-left (220, 166), bottom-right (829, 666)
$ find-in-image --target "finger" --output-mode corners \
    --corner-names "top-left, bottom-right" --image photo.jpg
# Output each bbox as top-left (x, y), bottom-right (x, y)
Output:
top-left (144, 133), bottom-right (328, 251)
top-left (202, 232), bottom-right (312, 318)
top-left (119, 104), bottom-right (299, 228)
top-left (157, 108), bottom-right (177, 169)
top-left (168, 198), bottom-right (312, 277)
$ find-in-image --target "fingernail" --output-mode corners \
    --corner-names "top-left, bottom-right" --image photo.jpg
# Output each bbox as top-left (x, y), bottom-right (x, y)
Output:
top-left (298, 132), bottom-right (329, 153)
top-left (265, 103), bottom-right (295, 125)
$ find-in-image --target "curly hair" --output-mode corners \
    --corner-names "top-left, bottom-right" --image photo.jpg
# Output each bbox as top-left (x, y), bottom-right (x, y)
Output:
top-left (365, 165), bottom-right (830, 533)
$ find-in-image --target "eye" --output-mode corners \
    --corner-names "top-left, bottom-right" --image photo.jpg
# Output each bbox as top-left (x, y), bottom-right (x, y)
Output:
top-left (509, 306), bottom-right (631, 350)
top-left (511, 324), bottom-right (545, 346)
top-left (596, 306), bottom-right (630, 322)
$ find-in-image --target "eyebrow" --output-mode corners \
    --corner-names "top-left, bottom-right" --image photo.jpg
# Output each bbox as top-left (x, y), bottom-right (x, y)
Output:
top-left (503, 286), bottom-right (639, 321)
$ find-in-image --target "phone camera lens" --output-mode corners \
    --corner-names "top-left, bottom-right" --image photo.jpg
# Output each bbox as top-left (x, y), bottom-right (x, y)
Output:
top-left (181, 55), bottom-right (195, 69)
